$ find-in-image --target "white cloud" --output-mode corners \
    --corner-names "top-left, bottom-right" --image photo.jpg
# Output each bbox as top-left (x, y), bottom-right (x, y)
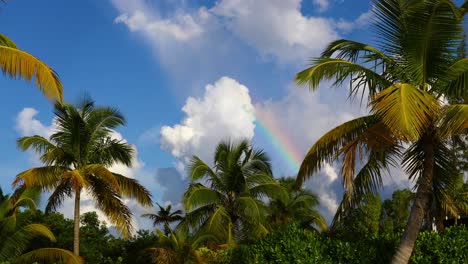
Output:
top-left (112, 0), bottom-right (375, 65)
top-left (211, 0), bottom-right (339, 62)
top-left (115, 10), bottom-right (205, 41)
top-left (160, 76), bottom-right (256, 170)
top-left (15, 108), bottom-right (54, 138)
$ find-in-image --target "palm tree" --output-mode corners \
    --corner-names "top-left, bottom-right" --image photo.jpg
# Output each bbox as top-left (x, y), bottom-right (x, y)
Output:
top-left (295, 0), bottom-right (467, 263)
top-left (142, 203), bottom-right (184, 235)
top-left (13, 97), bottom-right (153, 256)
top-left (147, 228), bottom-right (217, 264)
top-left (268, 177), bottom-right (327, 231)
top-left (0, 33), bottom-right (63, 101)
top-left (0, 186), bottom-right (82, 263)
top-left (181, 140), bottom-right (286, 246)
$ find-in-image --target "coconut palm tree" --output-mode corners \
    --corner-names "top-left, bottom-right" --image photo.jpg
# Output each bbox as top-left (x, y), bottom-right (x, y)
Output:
top-left (268, 177), bottom-right (327, 231)
top-left (142, 203), bottom-right (184, 235)
top-left (13, 97), bottom-right (153, 256)
top-left (0, 186), bottom-right (82, 263)
top-left (147, 227), bottom-right (217, 264)
top-left (295, 0), bottom-right (467, 263)
top-left (0, 33), bottom-right (63, 101)
top-left (181, 140), bottom-right (286, 246)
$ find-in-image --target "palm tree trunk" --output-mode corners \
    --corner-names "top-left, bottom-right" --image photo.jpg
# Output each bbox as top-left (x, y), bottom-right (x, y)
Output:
top-left (391, 133), bottom-right (435, 264)
top-left (73, 188), bottom-right (81, 256)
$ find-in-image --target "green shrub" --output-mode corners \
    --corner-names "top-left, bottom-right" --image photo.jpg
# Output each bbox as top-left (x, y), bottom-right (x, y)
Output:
top-left (229, 225), bottom-right (330, 264)
top-left (226, 224), bottom-right (468, 264)
top-left (410, 226), bottom-right (468, 264)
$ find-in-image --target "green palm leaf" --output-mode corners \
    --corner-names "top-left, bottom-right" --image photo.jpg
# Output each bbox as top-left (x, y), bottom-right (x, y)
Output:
top-left (295, 58), bottom-right (390, 97)
top-left (183, 184), bottom-right (222, 211)
top-left (438, 104), bottom-right (468, 138)
top-left (371, 83), bottom-right (440, 140)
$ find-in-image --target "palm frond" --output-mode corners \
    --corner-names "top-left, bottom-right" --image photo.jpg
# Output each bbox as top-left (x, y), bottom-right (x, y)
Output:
top-left (13, 166), bottom-right (65, 191)
top-left (14, 248), bottom-right (82, 264)
top-left (436, 58), bottom-right (468, 98)
top-left (183, 184), bottom-right (222, 211)
top-left (87, 176), bottom-right (133, 239)
top-left (295, 58), bottom-right (391, 98)
top-left (112, 173), bottom-right (153, 207)
top-left (249, 181), bottom-right (287, 201)
top-left (45, 179), bottom-right (73, 212)
top-left (188, 156), bottom-right (218, 182)
top-left (404, 0), bottom-right (462, 85)
top-left (438, 104), bottom-right (468, 139)
top-left (297, 115), bottom-right (379, 185)
top-left (0, 34), bottom-right (18, 48)
top-left (371, 83), bottom-right (439, 141)
top-left (90, 138), bottom-right (133, 167)
top-left (204, 206), bottom-right (231, 236)
top-left (0, 45), bottom-right (63, 101)
top-left (236, 197), bottom-right (266, 225)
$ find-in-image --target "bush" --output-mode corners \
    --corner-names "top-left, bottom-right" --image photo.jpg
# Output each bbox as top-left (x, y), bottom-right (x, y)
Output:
top-left (226, 225), bottom-right (468, 264)
top-left (410, 226), bottom-right (468, 264)
top-left (229, 225), bottom-right (330, 264)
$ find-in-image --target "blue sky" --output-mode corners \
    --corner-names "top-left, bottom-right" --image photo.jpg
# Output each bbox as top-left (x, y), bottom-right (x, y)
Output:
top-left (1, 0), bottom-right (420, 228)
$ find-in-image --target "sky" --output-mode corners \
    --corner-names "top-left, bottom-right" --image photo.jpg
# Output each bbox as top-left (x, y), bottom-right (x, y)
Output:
top-left (0, 0), bottom-right (418, 230)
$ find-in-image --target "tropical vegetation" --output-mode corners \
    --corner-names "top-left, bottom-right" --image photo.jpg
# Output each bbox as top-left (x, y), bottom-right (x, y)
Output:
top-left (142, 203), bottom-right (184, 236)
top-left (295, 0), bottom-right (468, 262)
top-left (181, 140), bottom-right (286, 246)
top-left (13, 97), bottom-right (153, 256)
top-left (0, 0), bottom-right (466, 263)
top-left (0, 187), bottom-right (81, 263)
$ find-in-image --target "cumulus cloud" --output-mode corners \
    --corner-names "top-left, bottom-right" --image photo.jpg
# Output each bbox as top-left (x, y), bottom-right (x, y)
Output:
top-left (15, 108), bottom-right (54, 138)
top-left (115, 9), bottom-right (206, 41)
top-left (211, 0), bottom-right (339, 62)
top-left (160, 76), bottom-right (256, 170)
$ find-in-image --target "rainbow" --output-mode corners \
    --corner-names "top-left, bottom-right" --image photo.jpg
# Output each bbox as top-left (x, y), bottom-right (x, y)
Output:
top-left (255, 108), bottom-right (303, 172)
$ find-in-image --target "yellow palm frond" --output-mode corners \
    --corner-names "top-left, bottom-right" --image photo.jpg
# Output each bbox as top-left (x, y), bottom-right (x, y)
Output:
top-left (13, 167), bottom-right (64, 191)
top-left (64, 170), bottom-right (88, 189)
top-left (112, 173), bottom-right (153, 207)
top-left (84, 165), bottom-right (120, 192)
top-left (23, 223), bottom-right (56, 242)
top-left (14, 248), bottom-right (83, 264)
top-left (0, 44), bottom-right (63, 101)
top-left (297, 115), bottom-right (379, 185)
top-left (371, 83), bottom-right (440, 141)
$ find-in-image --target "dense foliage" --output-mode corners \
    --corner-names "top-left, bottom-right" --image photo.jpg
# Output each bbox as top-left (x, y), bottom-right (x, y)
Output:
top-left (229, 224), bottom-right (468, 264)
top-left (1, 0), bottom-right (466, 262)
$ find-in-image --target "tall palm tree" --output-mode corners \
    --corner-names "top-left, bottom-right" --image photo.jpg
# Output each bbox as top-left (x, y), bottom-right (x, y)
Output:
top-left (0, 33), bottom-right (63, 101)
top-left (181, 140), bottom-right (286, 246)
top-left (142, 203), bottom-right (184, 235)
top-left (13, 97), bottom-right (153, 256)
top-left (0, 186), bottom-right (82, 263)
top-left (268, 177), bottom-right (327, 231)
top-left (295, 0), bottom-right (467, 263)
